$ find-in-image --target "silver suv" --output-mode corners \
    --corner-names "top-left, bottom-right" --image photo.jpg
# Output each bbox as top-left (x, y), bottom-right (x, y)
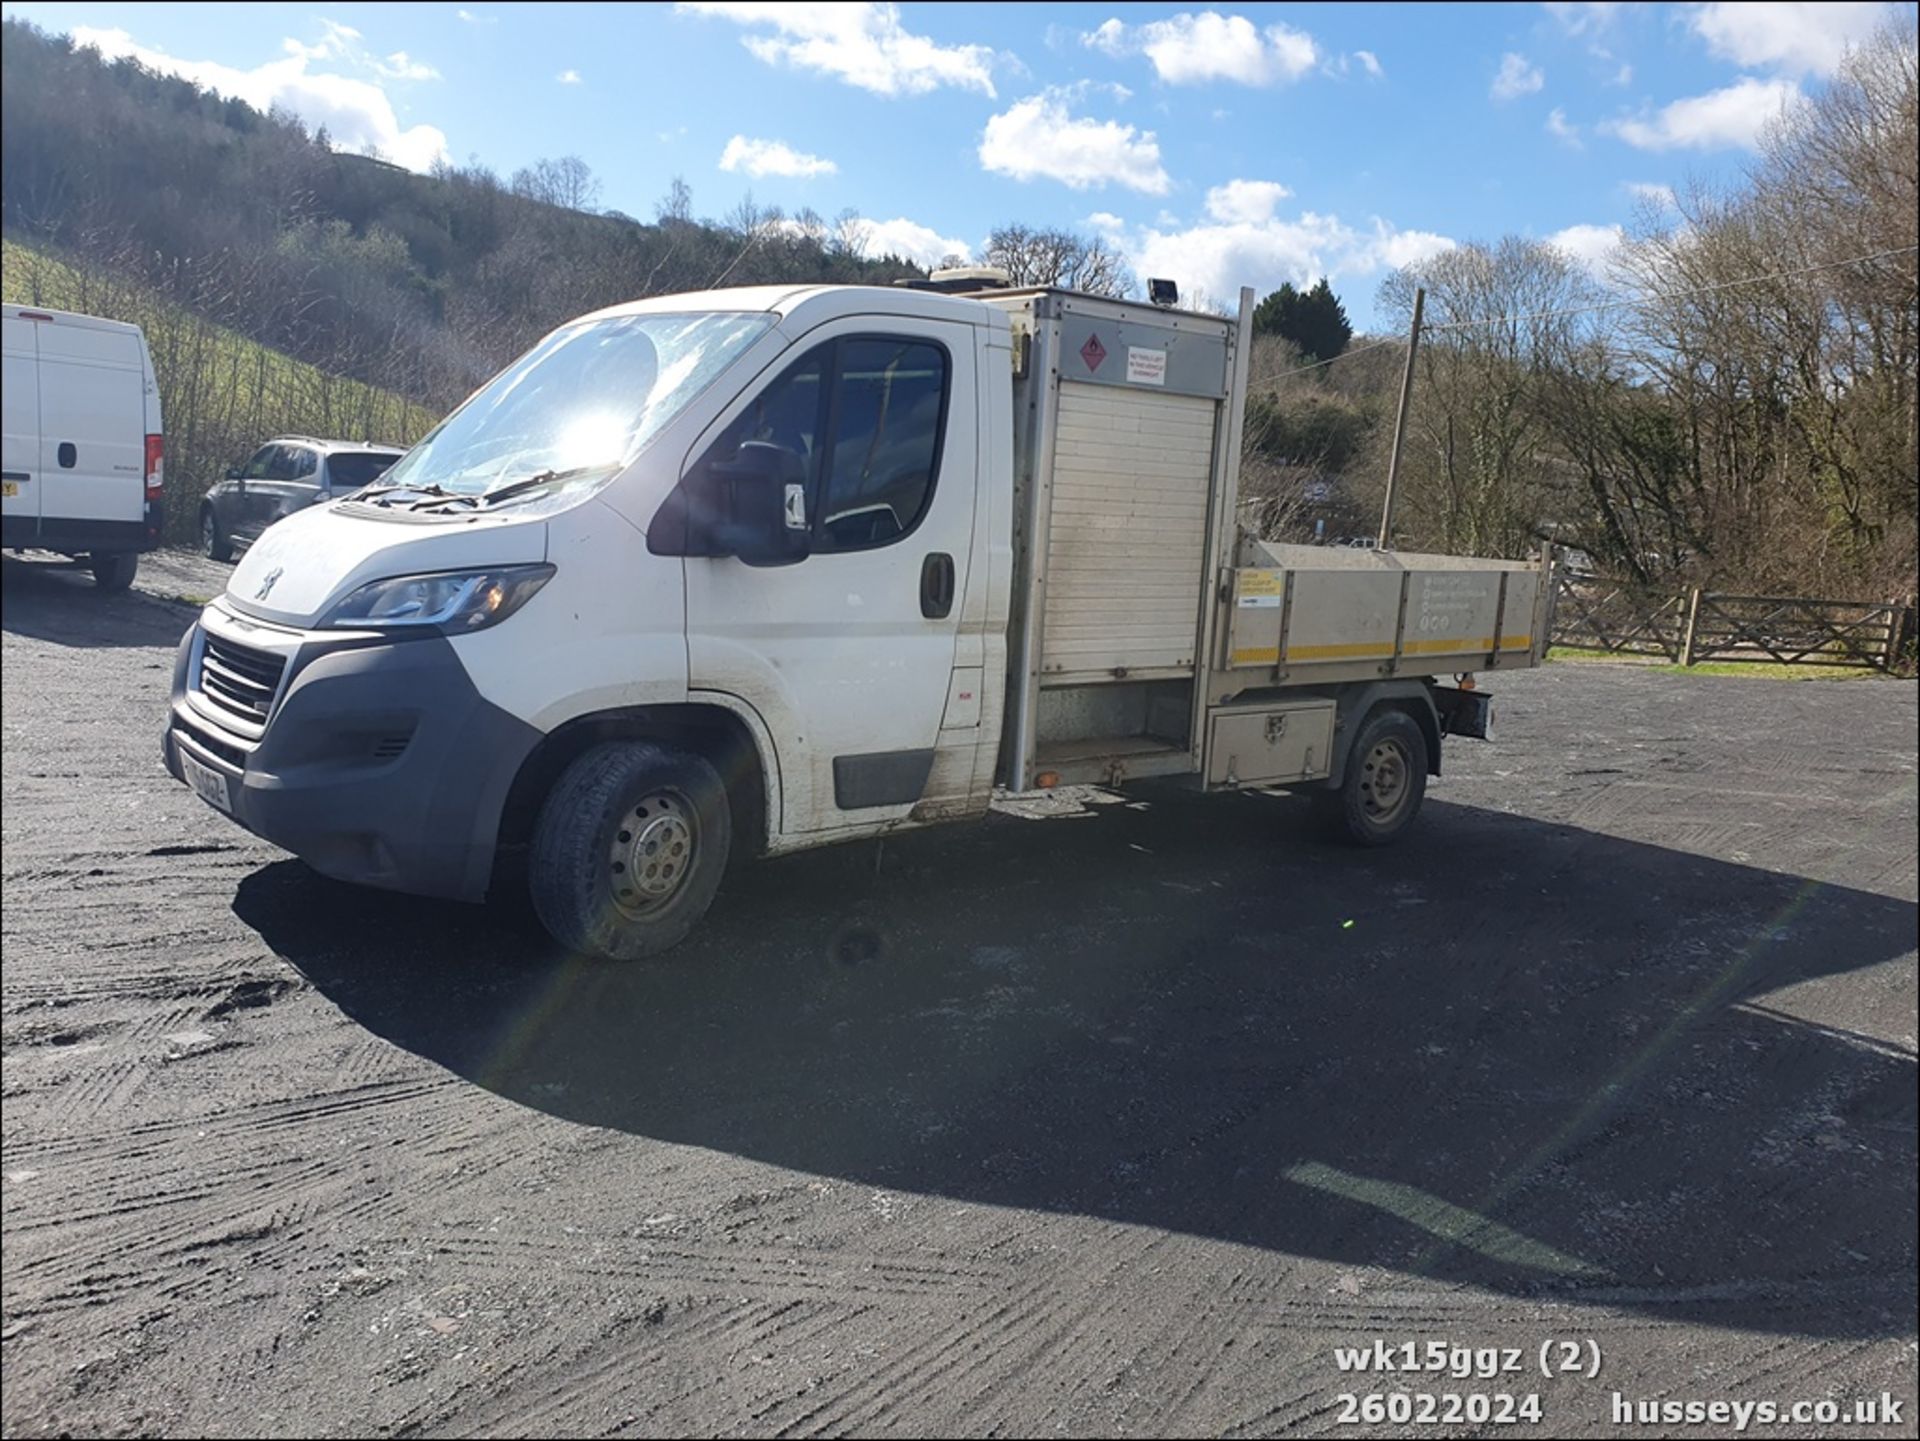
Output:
top-left (199, 436), bottom-right (405, 561)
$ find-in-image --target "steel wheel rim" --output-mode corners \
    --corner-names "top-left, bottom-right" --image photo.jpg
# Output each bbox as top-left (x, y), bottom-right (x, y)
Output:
top-left (1359, 737), bottom-right (1411, 823)
top-left (608, 789), bottom-right (697, 919)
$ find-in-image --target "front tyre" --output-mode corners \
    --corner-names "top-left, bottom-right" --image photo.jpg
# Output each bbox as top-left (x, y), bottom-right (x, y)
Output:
top-left (529, 741), bottom-right (731, 960)
top-left (90, 551), bottom-right (139, 592)
top-left (1316, 708), bottom-right (1428, 846)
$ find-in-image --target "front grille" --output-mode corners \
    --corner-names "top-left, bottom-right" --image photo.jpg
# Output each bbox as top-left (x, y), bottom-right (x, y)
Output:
top-left (198, 631), bottom-right (286, 727)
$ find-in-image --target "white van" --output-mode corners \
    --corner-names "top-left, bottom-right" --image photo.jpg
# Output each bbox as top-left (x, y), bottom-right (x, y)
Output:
top-left (2, 303), bottom-right (165, 590)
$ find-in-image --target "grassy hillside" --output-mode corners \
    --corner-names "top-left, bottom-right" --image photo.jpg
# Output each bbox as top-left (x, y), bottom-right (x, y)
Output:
top-left (4, 237), bottom-right (437, 548)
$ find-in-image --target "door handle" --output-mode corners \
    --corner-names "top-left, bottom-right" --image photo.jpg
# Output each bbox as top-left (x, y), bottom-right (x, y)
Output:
top-left (920, 552), bottom-right (955, 619)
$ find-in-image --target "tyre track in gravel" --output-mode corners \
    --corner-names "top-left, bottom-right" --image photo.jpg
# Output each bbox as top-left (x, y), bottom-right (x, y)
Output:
top-left (4, 549), bottom-right (1916, 1437)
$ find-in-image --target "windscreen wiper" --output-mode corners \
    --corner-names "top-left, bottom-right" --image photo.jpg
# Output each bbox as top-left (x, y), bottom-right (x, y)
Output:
top-left (478, 463), bottom-right (617, 508)
top-left (348, 481), bottom-right (459, 506)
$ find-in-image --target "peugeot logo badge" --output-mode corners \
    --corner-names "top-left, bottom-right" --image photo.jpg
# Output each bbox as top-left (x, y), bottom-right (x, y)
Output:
top-left (255, 566), bottom-right (284, 602)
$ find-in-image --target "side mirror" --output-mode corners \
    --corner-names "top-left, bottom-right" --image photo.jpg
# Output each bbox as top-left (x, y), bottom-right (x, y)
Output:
top-left (712, 442), bottom-right (810, 567)
top-left (226, 467), bottom-right (243, 481)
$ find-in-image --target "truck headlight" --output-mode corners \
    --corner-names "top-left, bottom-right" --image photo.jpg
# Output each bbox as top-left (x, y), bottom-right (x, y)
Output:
top-left (319, 564), bottom-right (555, 632)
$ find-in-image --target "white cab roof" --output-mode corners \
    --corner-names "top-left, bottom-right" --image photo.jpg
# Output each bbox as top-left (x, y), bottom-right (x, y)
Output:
top-left (571, 284), bottom-right (1009, 334)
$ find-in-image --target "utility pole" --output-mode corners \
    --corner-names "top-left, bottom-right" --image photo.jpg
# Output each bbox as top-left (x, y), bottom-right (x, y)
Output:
top-left (1377, 286), bottom-right (1425, 551)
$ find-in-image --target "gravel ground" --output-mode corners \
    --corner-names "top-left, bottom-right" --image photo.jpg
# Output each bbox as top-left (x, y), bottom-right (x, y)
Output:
top-left (3, 548), bottom-right (1916, 1439)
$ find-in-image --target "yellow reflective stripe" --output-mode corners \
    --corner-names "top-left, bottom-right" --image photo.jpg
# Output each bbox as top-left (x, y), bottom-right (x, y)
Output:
top-left (1287, 641), bottom-right (1396, 660)
top-left (1402, 636), bottom-right (1496, 655)
top-left (1230, 646), bottom-right (1281, 666)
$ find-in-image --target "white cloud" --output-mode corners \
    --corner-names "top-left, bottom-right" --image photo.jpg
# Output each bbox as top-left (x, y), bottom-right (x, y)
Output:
top-left (1354, 49), bottom-right (1383, 78)
top-left (1605, 75), bottom-right (1802, 151)
top-left (72, 24), bottom-right (449, 171)
top-left (1546, 107), bottom-right (1582, 147)
top-left (719, 135), bottom-right (838, 179)
top-left (456, 8), bottom-right (496, 22)
top-left (677, 2), bottom-right (997, 97)
top-left (1548, 222), bottom-right (1624, 272)
top-left (1626, 180), bottom-right (1677, 209)
top-left (1362, 225), bottom-right (1458, 273)
top-left (1100, 205), bottom-right (1455, 310)
top-left (978, 89), bottom-right (1170, 194)
top-left (1491, 51), bottom-right (1545, 101)
top-left (1688, 2), bottom-right (1892, 77)
top-left (282, 20), bottom-right (438, 81)
top-left (1204, 179), bottom-right (1293, 224)
top-left (861, 217), bottom-right (972, 268)
top-left (556, 68), bottom-right (583, 85)
top-left (376, 51), bottom-right (439, 81)
top-left (1085, 11), bottom-right (1318, 87)
top-left (1610, 62), bottom-right (1634, 86)
top-left (1543, 2), bottom-right (1621, 37)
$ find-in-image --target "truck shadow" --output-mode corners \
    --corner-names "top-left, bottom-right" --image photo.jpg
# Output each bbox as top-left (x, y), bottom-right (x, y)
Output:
top-left (235, 793), bottom-right (1918, 1340)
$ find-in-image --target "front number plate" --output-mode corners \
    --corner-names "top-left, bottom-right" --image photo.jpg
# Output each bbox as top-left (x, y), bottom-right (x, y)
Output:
top-left (179, 749), bottom-right (233, 814)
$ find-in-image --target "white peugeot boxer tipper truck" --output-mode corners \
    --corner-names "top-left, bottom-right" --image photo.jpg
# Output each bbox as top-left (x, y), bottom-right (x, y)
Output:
top-left (163, 279), bottom-right (1550, 960)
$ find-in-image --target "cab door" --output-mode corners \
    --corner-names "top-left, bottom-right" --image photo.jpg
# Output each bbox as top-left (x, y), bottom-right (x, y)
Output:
top-left (682, 318), bottom-right (980, 834)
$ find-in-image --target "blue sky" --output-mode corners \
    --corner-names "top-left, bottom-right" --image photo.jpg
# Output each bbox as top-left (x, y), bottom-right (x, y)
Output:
top-left (3, 2), bottom-right (1907, 326)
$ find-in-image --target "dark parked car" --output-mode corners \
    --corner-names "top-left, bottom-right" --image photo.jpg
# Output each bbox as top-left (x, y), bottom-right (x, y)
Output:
top-left (199, 436), bottom-right (405, 560)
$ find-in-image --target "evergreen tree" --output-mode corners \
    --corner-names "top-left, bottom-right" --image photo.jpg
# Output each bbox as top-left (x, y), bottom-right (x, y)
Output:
top-left (1252, 276), bottom-right (1352, 363)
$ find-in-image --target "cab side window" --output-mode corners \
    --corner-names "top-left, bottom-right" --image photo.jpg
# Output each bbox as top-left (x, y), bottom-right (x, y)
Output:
top-left (818, 339), bottom-right (948, 552)
top-left (665, 334), bottom-right (950, 558)
top-left (287, 447), bottom-right (318, 481)
top-left (704, 348), bottom-right (828, 484)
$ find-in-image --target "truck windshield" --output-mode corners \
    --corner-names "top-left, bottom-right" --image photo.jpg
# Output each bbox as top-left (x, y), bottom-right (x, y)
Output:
top-left (372, 311), bottom-right (775, 500)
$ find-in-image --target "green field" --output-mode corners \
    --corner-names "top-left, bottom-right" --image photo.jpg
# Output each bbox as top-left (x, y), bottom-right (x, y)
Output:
top-left (3, 237), bottom-right (436, 548)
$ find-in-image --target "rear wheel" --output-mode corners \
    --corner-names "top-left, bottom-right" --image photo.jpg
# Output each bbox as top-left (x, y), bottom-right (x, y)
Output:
top-left (1316, 708), bottom-right (1428, 846)
top-left (89, 551), bottom-right (138, 592)
top-left (528, 741), bottom-right (731, 960)
top-left (201, 507), bottom-right (232, 562)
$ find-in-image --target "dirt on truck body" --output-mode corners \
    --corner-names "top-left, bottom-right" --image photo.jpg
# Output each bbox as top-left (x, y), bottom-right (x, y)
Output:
top-left (3, 551), bottom-right (1917, 1438)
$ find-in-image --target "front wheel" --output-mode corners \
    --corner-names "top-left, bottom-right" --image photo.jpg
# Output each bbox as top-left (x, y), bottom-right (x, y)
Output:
top-left (528, 741), bottom-right (731, 960)
top-left (1316, 708), bottom-right (1429, 846)
top-left (90, 551), bottom-right (139, 592)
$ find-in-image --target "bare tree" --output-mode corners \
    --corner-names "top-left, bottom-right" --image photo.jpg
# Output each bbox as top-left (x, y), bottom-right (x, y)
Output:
top-left (1375, 238), bottom-right (1598, 558)
top-left (655, 175), bottom-right (693, 225)
top-left (829, 208), bottom-right (872, 261)
top-left (985, 224), bottom-right (1132, 297)
top-left (509, 155), bottom-right (601, 212)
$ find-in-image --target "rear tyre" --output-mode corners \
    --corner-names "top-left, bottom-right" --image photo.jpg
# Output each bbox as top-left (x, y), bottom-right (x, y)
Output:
top-left (201, 508), bottom-right (233, 562)
top-left (528, 741), bottom-right (731, 961)
top-left (90, 551), bottom-right (139, 593)
top-left (1316, 708), bottom-right (1428, 846)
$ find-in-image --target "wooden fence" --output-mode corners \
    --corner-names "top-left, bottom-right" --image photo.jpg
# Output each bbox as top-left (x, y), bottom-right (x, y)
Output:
top-left (1551, 575), bottom-right (1916, 672)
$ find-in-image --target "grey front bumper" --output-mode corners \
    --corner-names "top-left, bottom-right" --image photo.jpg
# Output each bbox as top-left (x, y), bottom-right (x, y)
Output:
top-left (163, 622), bottom-right (541, 902)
